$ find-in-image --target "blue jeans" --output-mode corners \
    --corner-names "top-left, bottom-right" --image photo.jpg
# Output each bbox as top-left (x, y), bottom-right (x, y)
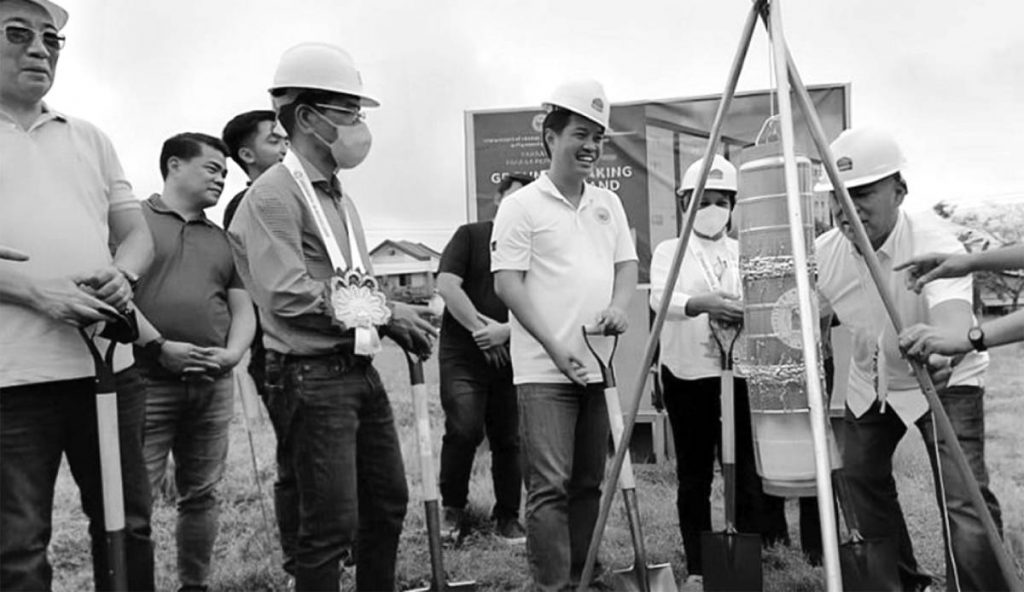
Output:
top-left (141, 372), bottom-right (234, 589)
top-left (264, 351), bottom-right (408, 592)
top-left (843, 386), bottom-right (1004, 591)
top-left (438, 357), bottom-right (521, 519)
top-left (0, 370), bottom-right (155, 591)
top-left (518, 382), bottom-right (609, 592)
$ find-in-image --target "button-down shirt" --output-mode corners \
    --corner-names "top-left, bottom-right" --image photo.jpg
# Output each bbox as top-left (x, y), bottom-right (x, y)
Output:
top-left (227, 154), bottom-right (372, 356)
top-left (491, 172), bottom-right (638, 384)
top-left (816, 210), bottom-right (987, 425)
top-left (0, 104), bottom-right (139, 387)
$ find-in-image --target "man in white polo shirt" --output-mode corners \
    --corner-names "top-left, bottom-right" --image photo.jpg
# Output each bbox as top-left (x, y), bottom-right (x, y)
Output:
top-left (492, 79), bottom-right (638, 591)
top-left (815, 127), bottom-right (1002, 591)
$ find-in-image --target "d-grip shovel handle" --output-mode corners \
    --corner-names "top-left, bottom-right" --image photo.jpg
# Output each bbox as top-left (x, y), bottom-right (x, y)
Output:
top-left (581, 328), bottom-right (635, 491)
top-left (79, 308), bottom-right (140, 391)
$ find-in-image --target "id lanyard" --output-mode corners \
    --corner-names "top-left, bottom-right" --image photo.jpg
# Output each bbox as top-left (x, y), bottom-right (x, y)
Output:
top-left (282, 151), bottom-right (381, 355)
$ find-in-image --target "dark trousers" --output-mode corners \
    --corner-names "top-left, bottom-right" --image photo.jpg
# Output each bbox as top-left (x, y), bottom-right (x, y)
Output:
top-left (518, 382), bottom-right (609, 592)
top-left (843, 388), bottom-right (1004, 592)
top-left (661, 370), bottom-right (777, 575)
top-left (264, 351), bottom-right (409, 592)
top-left (438, 356), bottom-right (521, 519)
top-left (0, 370), bottom-right (155, 591)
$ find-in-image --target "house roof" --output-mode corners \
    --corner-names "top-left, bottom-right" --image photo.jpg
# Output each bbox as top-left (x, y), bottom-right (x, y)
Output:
top-left (370, 239), bottom-right (442, 261)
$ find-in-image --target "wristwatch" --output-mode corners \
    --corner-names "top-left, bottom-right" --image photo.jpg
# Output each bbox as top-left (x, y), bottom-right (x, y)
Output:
top-left (142, 336), bottom-right (166, 359)
top-left (967, 326), bottom-right (986, 352)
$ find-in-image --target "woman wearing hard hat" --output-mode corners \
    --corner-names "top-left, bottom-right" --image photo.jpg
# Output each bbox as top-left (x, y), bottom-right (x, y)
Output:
top-left (649, 155), bottom-right (769, 589)
top-left (492, 79), bottom-right (638, 591)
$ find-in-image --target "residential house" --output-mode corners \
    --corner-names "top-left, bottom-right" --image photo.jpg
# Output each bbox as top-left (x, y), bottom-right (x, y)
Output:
top-left (370, 239), bottom-right (442, 303)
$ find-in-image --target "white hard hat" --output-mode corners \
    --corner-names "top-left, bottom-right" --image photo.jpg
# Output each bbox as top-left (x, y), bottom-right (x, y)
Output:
top-left (542, 79), bottom-right (611, 131)
top-left (21, 0), bottom-right (68, 30)
top-left (679, 154), bottom-right (737, 194)
top-left (269, 42), bottom-right (379, 108)
top-left (814, 127), bottom-right (905, 192)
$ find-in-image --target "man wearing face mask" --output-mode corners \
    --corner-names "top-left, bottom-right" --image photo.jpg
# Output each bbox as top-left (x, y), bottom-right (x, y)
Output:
top-left (649, 155), bottom-right (775, 588)
top-left (227, 42), bottom-right (436, 592)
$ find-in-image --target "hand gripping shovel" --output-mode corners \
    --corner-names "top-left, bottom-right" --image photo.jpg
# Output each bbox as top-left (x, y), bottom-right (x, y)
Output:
top-left (78, 309), bottom-right (140, 592)
top-left (701, 321), bottom-right (762, 592)
top-left (404, 354), bottom-right (476, 592)
top-left (583, 327), bottom-right (678, 592)
top-left (832, 468), bottom-right (900, 591)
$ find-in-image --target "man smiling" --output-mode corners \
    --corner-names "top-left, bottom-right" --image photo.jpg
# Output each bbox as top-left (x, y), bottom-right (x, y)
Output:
top-left (492, 79), bottom-right (638, 591)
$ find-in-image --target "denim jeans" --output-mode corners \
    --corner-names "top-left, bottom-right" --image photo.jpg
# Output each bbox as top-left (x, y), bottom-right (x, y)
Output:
top-left (141, 372), bottom-right (234, 589)
top-left (660, 372), bottom-right (777, 575)
top-left (843, 386), bottom-right (1004, 591)
top-left (438, 357), bottom-right (521, 519)
top-left (264, 351), bottom-right (408, 592)
top-left (518, 382), bottom-right (609, 592)
top-left (0, 370), bottom-right (155, 591)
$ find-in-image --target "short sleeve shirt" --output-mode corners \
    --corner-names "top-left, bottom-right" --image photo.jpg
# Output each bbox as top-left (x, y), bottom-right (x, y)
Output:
top-left (132, 195), bottom-right (241, 376)
top-left (438, 221), bottom-right (508, 359)
top-left (0, 107), bottom-right (139, 387)
top-left (816, 210), bottom-right (988, 425)
top-left (491, 173), bottom-right (638, 384)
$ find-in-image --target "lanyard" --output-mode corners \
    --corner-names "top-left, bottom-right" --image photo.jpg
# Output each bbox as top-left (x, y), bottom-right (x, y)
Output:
top-left (282, 151), bottom-right (365, 274)
top-left (690, 236), bottom-right (732, 294)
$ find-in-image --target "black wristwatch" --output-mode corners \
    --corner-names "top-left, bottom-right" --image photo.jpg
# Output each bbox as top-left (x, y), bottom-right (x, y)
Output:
top-left (142, 336), bottom-right (166, 359)
top-left (967, 326), bottom-right (987, 352)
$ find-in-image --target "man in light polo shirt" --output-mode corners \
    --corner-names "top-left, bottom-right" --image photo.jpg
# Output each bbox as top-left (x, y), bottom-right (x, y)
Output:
top-left (132, 132), bottom-right (256, 592)
top-left (492, 79), bottom-right (638, 591)
top-left (229, 43), bottom-right (435, 592)
top-left (815, 127), bottom-right (1003, 591)
top-left (0, 0), bottom-right (155, 589)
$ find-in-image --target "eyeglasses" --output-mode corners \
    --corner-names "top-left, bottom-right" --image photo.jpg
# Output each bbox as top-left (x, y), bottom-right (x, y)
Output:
top-left (314, 103), bottom-right (366, 126)
top-left (3, 24), bottom-right (65, 51)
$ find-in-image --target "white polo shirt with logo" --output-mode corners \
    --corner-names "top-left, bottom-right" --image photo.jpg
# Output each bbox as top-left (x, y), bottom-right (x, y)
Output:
top-left (815, 209), bottom-right (987, 426)
top-left (491, 172), bottom-right (638, 385)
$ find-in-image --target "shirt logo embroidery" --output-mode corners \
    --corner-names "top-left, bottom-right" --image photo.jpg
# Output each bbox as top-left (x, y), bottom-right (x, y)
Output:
top-left (594, 207), bottom-right (611, 224)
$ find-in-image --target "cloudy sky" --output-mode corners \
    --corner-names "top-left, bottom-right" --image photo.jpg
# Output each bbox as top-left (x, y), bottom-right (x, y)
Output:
top-left (48, 0), bottom-right (1024, 250)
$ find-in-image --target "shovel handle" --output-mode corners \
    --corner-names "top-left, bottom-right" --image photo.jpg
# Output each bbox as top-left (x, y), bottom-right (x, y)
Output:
top-left (603, 385), bottom-right (636, 490)
top-left (582, 326), bottom-right (618, 388)
top-left (406, 355), bottom-right (438, 502)
top-left (721, 369), bottom-right (736, 529)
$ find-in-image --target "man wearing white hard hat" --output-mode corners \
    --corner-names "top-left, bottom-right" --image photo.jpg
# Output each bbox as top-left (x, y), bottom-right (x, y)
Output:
top-left (228, 42), bottom-right (436, 592)
top-left (0, 0), bottom-right (156, 589)
top-left (815, 127), bottom-right (1003, 591)
top-left (492, 79), bottom-right (638, 590)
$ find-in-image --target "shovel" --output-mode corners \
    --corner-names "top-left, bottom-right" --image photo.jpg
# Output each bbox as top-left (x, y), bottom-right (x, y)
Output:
top-left (832, 468), bottom-right (900, 591)
top-left (701, 320), bottom-right (763, 592)
top-left (78, 309), bottom-right (139, 592)
top-left (583, 327), bottom-right (678, 592)
top-left (404, 354), bottom-right (476, 592)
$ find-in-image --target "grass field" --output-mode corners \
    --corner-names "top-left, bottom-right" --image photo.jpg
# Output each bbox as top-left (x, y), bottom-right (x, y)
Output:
top-left (50, 341), bottom-right (1024, 591)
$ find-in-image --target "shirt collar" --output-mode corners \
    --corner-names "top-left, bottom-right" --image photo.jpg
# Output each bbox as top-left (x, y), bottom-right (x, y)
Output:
top-left (146, 193), bottom-right (216, 226)
top-left (0, 101), bottom-right (67, 130)
top-left (293, 151), bottom-right (343, 200)
top-left (846, 209), bottom-right (907, 261)
top-left (536, 171), bottom-right (594, 209)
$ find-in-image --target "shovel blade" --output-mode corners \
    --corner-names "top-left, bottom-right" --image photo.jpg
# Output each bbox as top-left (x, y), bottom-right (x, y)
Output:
top-left (840, 536), bottom-right (900, 592)
top-left (405, 579), bottom-right (476, 592)
top-left (700, 531), bottom-right (763, 592)
top-left (612, 563), bottom-right (680, 592)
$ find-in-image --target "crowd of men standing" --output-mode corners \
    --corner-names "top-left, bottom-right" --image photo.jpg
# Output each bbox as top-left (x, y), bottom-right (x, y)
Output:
top-left (2, 1), bottom-right (1021, 591)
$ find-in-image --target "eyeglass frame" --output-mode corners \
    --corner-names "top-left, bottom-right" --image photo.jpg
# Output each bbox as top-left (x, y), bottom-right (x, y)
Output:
top-left (313, 103), bottom-right (366, 126)
top-left (2, 24), bottom-right (66, 51)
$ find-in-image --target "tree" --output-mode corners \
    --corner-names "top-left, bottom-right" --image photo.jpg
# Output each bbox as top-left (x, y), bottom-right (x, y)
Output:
top-left (941, 201), bottom-right (1024, 311)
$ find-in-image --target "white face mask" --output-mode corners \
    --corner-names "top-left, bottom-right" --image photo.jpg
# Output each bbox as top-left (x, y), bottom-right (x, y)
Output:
top-left (693, 204), bottom-right (732, 237)
top-left (308, 108), bottom-right (373, 169)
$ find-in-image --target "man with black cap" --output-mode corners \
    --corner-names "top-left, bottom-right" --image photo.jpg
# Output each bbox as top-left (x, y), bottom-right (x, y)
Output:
top-left (0, 0), bottom-right (155, 589)
top-left (228, 42), bottom-right (436, 592)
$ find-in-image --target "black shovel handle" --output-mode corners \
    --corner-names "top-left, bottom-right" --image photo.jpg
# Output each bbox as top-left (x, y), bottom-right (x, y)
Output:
top-left (581, 326), bottom-right (618, 388)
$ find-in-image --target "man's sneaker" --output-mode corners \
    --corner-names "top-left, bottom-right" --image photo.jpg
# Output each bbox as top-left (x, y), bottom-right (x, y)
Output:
top-left (495, 517), bottom-right (526, 544)
top-left (440, 506), bottom-right (464, 542)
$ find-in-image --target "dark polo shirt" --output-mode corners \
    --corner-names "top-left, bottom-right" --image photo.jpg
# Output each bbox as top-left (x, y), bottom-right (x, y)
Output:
top-left (133, 194), bottom-right (241, 376)
top-left (438, 221), bottom-right (509, 362)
